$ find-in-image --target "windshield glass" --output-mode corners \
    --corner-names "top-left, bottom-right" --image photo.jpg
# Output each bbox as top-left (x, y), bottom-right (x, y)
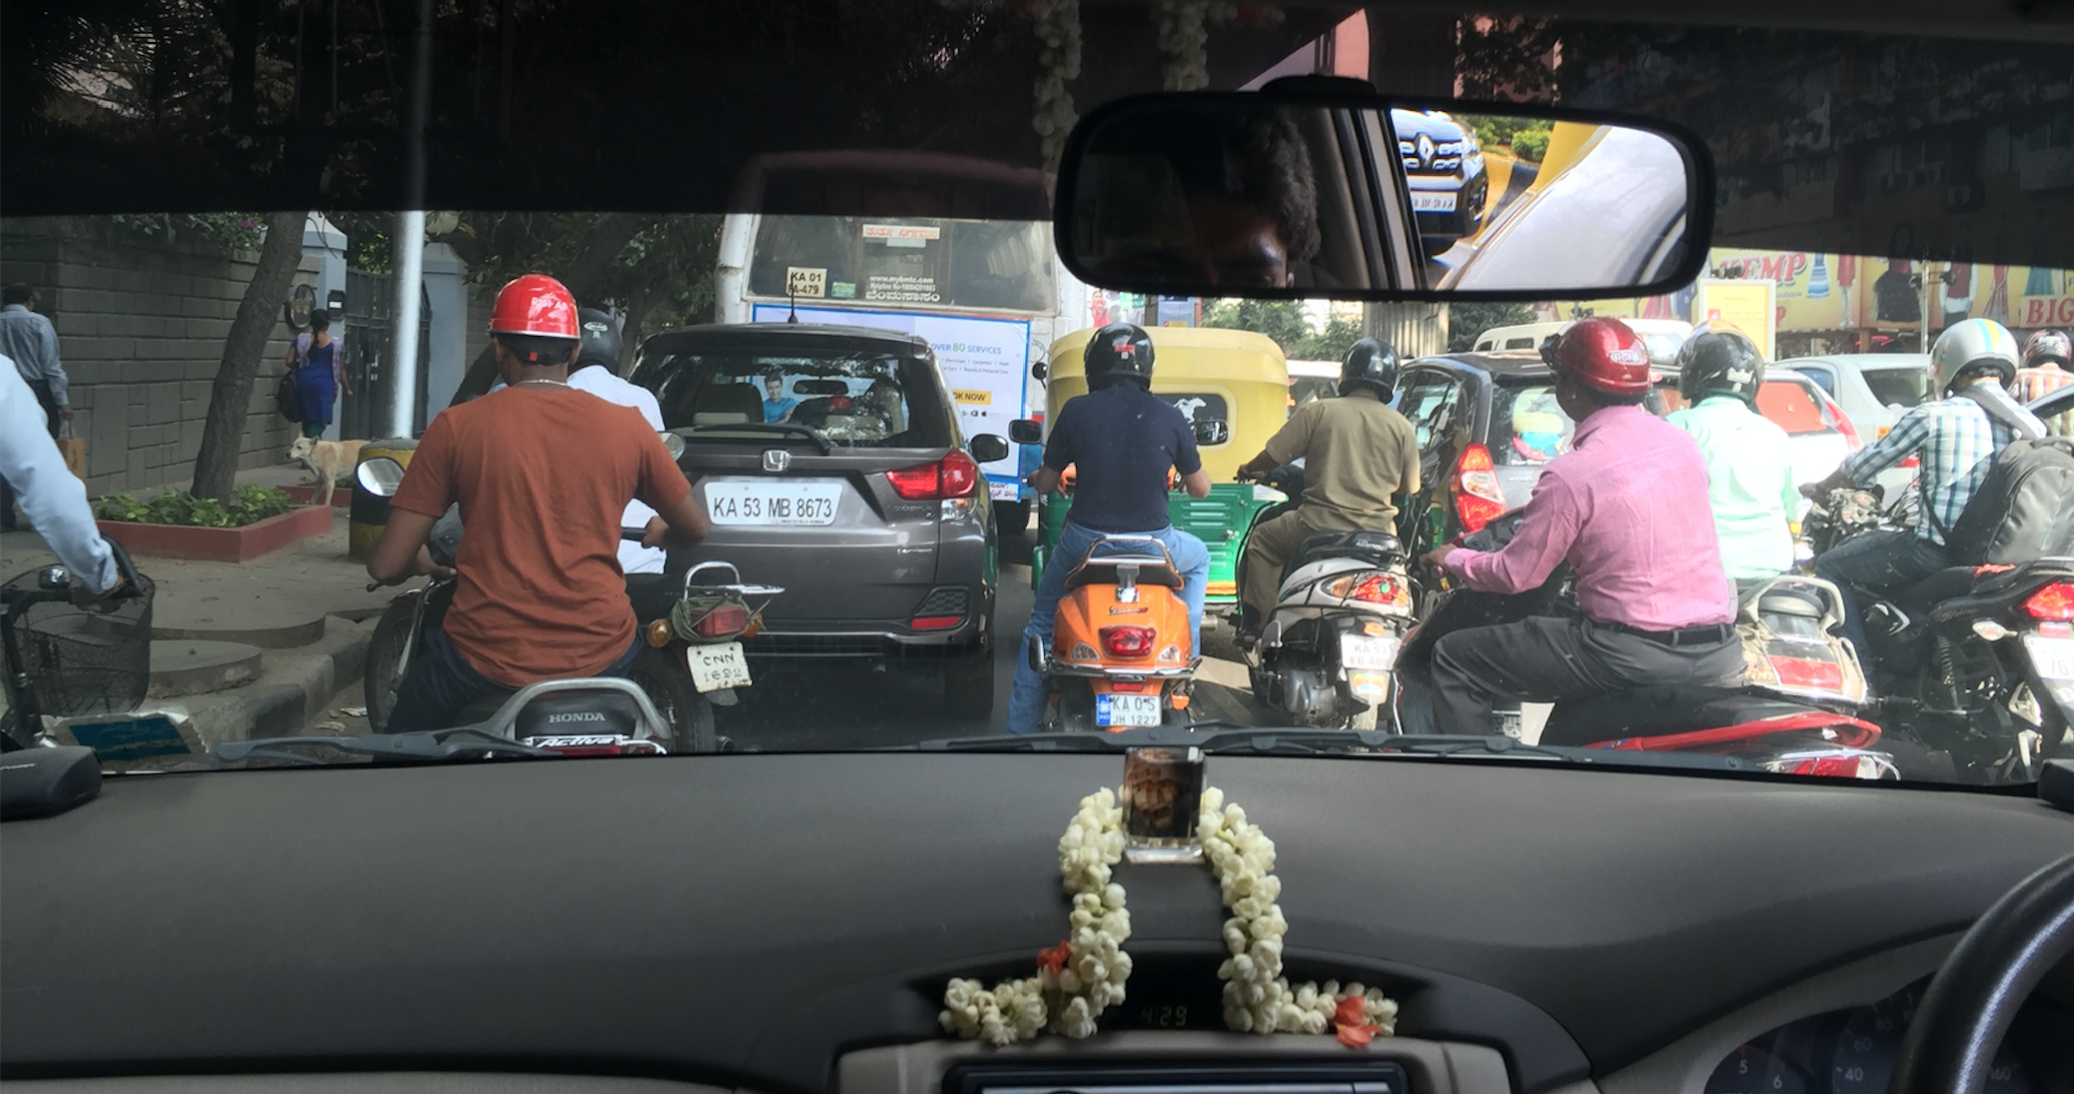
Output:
top-left (7, 6), bottom-right (2072, 790)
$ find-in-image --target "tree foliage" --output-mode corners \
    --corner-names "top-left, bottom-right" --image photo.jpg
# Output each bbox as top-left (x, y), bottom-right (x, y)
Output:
top-left (1202, 301), bottom-right (1363, 361)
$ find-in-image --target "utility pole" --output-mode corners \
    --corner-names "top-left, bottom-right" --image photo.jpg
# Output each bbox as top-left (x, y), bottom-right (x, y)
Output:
top-left (388, 0), bottom-right (434, 438)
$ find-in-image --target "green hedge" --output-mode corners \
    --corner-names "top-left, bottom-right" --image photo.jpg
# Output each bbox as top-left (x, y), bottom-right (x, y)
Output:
top-left (1509, 128), bottom-right (1551, 163)
top-left (95, 485), bottom-right (296, 528)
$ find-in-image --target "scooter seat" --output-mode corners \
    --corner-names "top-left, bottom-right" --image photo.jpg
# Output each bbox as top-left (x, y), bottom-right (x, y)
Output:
top-left (1065, 556), bottom-right (1184, 590)
top-left (1896, 566), bottom-right (1978, 617)
top-left (1282, 530), bottom-right (1405, 580)
top-left (450, 688), bottom-right (645, 739)
top-left (1538, 685), bottom-right (1818, 747)
top-left (1755, 587), bottom-right (1826, 618)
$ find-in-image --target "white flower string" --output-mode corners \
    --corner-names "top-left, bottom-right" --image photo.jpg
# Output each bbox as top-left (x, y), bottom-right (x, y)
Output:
top-left (940, 786), bottom-right (1397, 1046)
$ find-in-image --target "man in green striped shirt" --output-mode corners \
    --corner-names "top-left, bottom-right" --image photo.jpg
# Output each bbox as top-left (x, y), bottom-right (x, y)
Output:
top-left (1665, 329), bottom-right (1799, 584)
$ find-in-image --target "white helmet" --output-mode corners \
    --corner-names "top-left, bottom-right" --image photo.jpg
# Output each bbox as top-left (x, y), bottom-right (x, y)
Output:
top-left (1930, 317), bottom-right (2021, 394)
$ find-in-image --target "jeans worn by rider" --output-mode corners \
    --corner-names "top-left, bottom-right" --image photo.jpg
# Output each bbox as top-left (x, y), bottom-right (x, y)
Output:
top-left (1005, 381), bottom-right (1210, 734)
top-left (1239, 388), bottom-right (1419, 630)
top-left (1814, 381), bottom-right (2042, 654)
top-left (1666, 395), bottom-right (1800, 582)
top-left (1433, 405), bottom-right (1744, 735)
top-left (383, 385), bottom-right (692, 732)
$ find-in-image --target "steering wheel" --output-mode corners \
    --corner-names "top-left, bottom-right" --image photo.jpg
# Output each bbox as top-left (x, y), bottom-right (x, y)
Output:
top-left (1891, 850), bottom-right (2074, 1094)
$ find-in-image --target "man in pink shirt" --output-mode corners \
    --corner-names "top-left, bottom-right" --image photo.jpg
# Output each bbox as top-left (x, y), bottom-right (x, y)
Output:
top-left (1415, 318), bottom-right (1743, 736)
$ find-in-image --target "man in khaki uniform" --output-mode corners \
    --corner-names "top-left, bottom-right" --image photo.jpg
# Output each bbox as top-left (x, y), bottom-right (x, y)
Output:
top-left (1234, 339), bottom-right (1420, 642)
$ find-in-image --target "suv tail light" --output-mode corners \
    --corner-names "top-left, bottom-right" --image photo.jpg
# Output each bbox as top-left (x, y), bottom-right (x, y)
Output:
top-left (1452, 443), bottom-right (1506, 533)
top-left (2024, 582), bottom-right (2074, 621)
top-left (1099, 625), bottom-right (1157, 659)
top-left (886, 451), bottom-right (982, 500)
top-left (694, 603), bottom-right (750, 638)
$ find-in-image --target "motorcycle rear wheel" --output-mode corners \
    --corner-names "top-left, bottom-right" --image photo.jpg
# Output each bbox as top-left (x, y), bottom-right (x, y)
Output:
top-left (627, 646), bottom-right (715, 752)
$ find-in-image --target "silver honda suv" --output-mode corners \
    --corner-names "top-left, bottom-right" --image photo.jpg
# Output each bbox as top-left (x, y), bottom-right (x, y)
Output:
top-left (631, 324), bottom-right (1008, 717)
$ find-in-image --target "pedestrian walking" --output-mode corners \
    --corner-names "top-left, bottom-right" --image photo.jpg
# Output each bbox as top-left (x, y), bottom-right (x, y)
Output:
top-left (288, 310), bottom-right (349, 440)
top-left (0, 284), bottom-right (69, 533)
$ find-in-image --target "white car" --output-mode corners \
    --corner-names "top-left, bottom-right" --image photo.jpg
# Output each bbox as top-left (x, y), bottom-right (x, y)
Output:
top-left (1781, 353), bottom-right (1935, 499)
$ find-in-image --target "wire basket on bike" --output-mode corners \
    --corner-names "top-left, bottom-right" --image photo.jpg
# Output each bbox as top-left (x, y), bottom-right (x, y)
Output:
top-left (1, 565), bottom-right (155, 719)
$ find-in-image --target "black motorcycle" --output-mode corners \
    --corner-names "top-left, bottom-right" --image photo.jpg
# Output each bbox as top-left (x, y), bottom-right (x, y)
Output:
top-left (355, 457), bottom-right (779, 752)
top-left (1802, 486), bottom-right (2074, 782)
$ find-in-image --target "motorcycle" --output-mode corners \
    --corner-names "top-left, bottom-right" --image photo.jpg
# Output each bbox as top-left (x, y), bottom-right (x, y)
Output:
top-left (1028, 534), bottom-right (1199, 732)
top-left (355, 456), bottom-right (781, 752)
top-left (1396, 515), bottom-right (1894, 779)
top-left (1235, 463), bottom-right (1416, 730)
top-left (1801, 486), bottom-right (2074, 782)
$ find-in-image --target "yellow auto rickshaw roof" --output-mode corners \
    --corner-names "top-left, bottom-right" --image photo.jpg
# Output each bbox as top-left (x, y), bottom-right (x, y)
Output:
top-left (1048, 326), bottom-right (1288, 385)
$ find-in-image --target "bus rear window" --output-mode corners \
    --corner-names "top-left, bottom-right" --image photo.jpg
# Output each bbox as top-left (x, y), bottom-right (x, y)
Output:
top-left (747, 215), bottom-right (1054, 313)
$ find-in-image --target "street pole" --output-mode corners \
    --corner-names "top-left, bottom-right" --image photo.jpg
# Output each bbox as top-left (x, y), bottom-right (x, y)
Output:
top-left (388, 0), bottom-right (434, 439)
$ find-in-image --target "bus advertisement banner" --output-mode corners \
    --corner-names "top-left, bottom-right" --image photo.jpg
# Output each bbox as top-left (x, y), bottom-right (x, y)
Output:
top-left (749, 302), bottom-right (1032, 500)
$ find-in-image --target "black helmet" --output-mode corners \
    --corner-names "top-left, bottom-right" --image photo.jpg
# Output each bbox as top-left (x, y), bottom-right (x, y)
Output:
top-left (573, 308), bottom-right (622, 373)
top-left (1675, 327), bottom-right (1766, 407)
top-left (1339, 337), bottom-right (1400, 399)
top-left (1084, 322), bottom-right (1154, 390)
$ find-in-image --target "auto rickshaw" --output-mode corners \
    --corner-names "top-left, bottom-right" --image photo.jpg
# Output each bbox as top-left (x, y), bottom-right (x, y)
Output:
top-left (1022, 326), bottom-right (1290, 614)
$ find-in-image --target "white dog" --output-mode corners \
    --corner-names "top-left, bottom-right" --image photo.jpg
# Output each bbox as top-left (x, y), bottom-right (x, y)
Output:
top-left (286, 436), bottom-right (369, 507)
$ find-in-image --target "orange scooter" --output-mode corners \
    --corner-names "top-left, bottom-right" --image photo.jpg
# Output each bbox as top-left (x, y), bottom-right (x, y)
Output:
top-left (1028, 534), bottom-right (1199, 732)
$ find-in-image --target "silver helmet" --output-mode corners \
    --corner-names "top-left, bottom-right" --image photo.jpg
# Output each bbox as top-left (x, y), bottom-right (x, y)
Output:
top-left (1930, 317), bottom-right (2021, 394)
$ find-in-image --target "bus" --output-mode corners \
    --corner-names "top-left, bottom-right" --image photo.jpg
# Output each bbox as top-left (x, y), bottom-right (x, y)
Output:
top-left (716, 151), bottom-right (1090, 528)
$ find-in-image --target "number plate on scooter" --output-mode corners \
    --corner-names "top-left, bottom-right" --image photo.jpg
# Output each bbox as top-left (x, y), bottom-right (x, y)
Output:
top-left (686, 642), bottom-right (752, 693)
top-left (1339, 633), bottom-right (1401, 671)
top-left (2026, 635), bottom-right (2074, 680)
top-left (1097, 694), bottom-right (1162, 727)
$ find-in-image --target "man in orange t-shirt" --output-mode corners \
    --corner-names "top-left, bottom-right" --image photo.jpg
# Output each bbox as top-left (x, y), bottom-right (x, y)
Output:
top-left (368, 275), bottom-right (708, 731)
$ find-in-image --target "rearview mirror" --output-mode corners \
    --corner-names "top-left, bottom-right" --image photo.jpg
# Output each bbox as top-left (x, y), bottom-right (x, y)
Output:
top-left (969, 434), bottom-right (1011, 463)
top-left (1009, 419), bottom-right (1044, 445)
top-left (1056, 91), bottom-right (1709, 301)
top-left (355, 456), bottom-right (406, 498)
top-left (1192, 418), bottom-right (1232, 446)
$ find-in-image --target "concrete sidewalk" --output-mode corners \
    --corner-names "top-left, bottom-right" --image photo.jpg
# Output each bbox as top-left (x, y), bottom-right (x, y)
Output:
top-left (2, 462), bottom-right (395, 744)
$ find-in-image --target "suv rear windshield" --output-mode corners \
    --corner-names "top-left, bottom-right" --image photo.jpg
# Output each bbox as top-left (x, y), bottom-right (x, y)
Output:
top-left (1861, 366), bottom-right (1937, 410)
top-left (640, 350), bottom-right (954, 449)
top-left (1491, 381), bottom-right (1574, 465)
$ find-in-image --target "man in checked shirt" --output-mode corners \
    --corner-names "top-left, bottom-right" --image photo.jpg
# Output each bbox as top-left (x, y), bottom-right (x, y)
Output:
top-left (1804, 318), bottom-right (2046, 658)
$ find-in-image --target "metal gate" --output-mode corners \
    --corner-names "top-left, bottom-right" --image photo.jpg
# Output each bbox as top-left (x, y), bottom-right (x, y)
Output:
top-left (337, 269), bottom-right (431, 440)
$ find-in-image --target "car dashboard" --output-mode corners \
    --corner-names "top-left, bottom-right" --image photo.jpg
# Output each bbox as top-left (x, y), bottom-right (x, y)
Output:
top-left (3, 754), bottom-right (2071, 1094)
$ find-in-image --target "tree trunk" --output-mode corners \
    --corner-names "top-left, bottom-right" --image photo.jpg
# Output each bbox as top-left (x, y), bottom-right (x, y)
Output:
top-left (448, 212), bottom-right (657, 403)
top-left (191, 210), bottom-right (309, 502)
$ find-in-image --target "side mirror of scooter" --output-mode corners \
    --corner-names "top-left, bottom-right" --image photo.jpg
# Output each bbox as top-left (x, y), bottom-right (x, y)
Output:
top-left (355, 456), bottom-right (406, 499)
top-left (1192, 418), bottom-right (1231, 446)
top-left (969, 434), bottom-right (1011, 463)
top-left (1009, 419), bottom-right (1044, 445)
top-left (659, 431), bottom-right (686, 461)
top-left (1031, 360), bottom-right (1048, 383)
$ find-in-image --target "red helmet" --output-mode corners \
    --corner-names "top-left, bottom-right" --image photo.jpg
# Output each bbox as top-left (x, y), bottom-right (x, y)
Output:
top-left (1547, 317), bottom-right (1655, 395)
top-left (488, 273), bottom-right (579, 339)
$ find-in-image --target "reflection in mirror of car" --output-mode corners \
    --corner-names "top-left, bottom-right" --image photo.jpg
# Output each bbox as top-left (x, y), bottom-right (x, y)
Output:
top-left (1009, 419), bottom-right (1044, 445)
top-left (1056, 91), bottom-right (1708, 302)
top-left (356, 456), bottom-right (406, 498)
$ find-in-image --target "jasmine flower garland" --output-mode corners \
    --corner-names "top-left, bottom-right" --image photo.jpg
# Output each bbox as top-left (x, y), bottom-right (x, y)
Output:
top-left (940, 786), bottom-right (1397, 1046)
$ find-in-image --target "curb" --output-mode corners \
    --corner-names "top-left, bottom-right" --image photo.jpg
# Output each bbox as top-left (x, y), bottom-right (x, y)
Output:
top-left (176, 615), bottom-right (374, 749)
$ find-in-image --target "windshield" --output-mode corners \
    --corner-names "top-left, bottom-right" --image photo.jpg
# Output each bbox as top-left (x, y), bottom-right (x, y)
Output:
top-left (8, 6), bottom-right (2072, 792)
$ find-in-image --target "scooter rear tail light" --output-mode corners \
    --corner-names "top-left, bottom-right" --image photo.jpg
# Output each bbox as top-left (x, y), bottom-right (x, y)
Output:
top-left (1322, 572), bottom-right (1410, 609)
top-left (694, 603), bottom-right (750, 638)
top-left (2023, 581), bottom-right (2074, 621)
top-left (1453, 443), bottom-right (1506, 533)
top-left (1099, 625), bottom-right (1157, 659)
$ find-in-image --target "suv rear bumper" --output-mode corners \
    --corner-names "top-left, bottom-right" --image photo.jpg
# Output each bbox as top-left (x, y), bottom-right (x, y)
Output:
top-left (742, 617), bottom-right (988, 660)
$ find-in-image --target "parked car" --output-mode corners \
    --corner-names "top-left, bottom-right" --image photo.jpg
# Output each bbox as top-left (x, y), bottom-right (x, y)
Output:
top-left (630, 323), bottom-right (1007, 717)
top-left (1391, 108), bottom-right (1490, 255)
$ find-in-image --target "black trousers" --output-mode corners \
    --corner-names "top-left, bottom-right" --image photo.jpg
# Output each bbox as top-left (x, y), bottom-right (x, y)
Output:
top-left (1430, 615), bottom-right (1746, 736)
top-left (1, 378), bottom-right (61, 531)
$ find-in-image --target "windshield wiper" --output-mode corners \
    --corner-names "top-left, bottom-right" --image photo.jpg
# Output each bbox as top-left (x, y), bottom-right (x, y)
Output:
top-left (679, 422), bottom-right (833, 455)
top-left (213, 728), bottom-right (556, 766)
top-left (907, 727), bottom-right (1751, 770)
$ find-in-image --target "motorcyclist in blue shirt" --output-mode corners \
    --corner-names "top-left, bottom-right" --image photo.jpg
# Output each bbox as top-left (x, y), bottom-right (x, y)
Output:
top-left (1004, 323), bottom-right (1212, 734)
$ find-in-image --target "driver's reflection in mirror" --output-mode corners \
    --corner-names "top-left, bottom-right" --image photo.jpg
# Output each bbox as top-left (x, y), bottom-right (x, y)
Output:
top-left (1076, 107), bottom-right (1320, 289)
